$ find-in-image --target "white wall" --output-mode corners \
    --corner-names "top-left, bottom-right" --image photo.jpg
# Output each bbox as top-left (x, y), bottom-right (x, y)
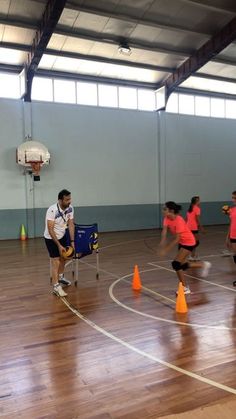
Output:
top-left (1, 98), bottom-right (236, 237)
top-left (31, 102), bottom-right (158, 208)
top-left (160, 112), bottom-right (236, 203)
top-left (0, 99), bottom-right (25, 210)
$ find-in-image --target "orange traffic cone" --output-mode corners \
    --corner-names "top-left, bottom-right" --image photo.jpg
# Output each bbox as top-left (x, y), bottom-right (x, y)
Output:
top-left (176, 282), bottom-right (188, 313)
top-left (20, 224), bottom-right (27, 241)
top-left (132, 265), bottom-right (142, 291)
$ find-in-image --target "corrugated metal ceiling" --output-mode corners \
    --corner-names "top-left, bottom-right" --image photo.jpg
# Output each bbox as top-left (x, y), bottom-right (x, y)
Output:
top-left (0, 0), bottom-right (236, 94)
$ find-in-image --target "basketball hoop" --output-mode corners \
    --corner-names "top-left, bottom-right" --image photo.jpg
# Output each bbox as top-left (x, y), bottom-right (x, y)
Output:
top-left (29, 161), bottom-right (42, 175)
top-left (16, 140), bottom-right (50, 181)
top-left (28, 161), bottom-right (43, 181)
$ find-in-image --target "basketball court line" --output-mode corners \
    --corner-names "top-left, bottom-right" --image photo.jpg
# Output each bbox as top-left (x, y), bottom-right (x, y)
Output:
top-left (61, 295), bottom-right (236, 396)
top-left (109, 270), bottom-right (236, 331)
top-left (148, 262), bottom-right (236, 293)
top-left (153, 252), bottom-right (233, 264)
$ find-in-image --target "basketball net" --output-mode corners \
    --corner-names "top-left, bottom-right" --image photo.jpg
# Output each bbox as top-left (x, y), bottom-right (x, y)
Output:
top-left (29, 161), bottom-right (42, 176)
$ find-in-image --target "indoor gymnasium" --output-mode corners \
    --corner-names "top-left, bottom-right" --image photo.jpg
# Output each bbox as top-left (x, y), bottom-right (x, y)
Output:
top-left (1, 1), bottom-right (236, 418)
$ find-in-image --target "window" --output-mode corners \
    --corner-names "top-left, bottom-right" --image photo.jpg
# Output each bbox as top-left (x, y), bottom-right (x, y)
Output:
top-left (195, 96), bottom-right (210, 117)
top-left (179, 94), bottom-right (194, 115)
top-left (138, 89), bottom-right (155, 111)
top-left (54, 79), bottom-right (76, 104)
top-left (119, 86), bottom-right (137, 109)
top-left (98, 84), bottom-right (118, 108)
top-left (32, 77), bottom-right (53, 101)
top-left (77, 82), bottom-right (97, 106)
top-left (225, 100), bottom-right (236, 119)
top-left (27, 74), bottom-right (236, 121)
top-left (0, 74), bottom-right (20, 99)
top-left (166, 93), bottom-right (178, 113)
top-left (210, 98), bottom-right (225, 118)
top-left (155, 86), bottom-right (166, 110)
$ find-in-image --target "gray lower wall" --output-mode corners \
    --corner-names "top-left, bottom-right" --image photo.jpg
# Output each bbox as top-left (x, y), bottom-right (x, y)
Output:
top-left (0, 202), bottom-right (229, 240)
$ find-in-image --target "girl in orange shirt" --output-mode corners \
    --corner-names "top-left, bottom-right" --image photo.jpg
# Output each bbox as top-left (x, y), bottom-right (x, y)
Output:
top-left (159, 201), bottom-right (211, 294)
top-left (225, 191), bottom-right (236, 287)
top-left (186, 196), bottom-right (204, 260)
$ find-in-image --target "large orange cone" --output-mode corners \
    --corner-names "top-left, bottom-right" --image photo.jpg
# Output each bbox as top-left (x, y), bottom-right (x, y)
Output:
top-left (176, 282), bottom-right (188, 313)
top-left (132, 265), bottom-right (142, 291)
top-left (20, 224), bottom-right (27, 241)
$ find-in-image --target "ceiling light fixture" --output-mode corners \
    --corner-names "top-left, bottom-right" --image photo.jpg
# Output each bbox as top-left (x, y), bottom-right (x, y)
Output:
top-left (118, 43), bottom-right (132, 56)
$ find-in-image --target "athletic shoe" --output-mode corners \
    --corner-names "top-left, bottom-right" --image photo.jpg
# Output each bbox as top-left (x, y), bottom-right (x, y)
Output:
top-left (58, 275), bottom-right (71, 286)
top-left (53, 283), bottom-right (67, 297)
top-left (200, 261), bottom-right (211, 278)
top-left (176, 286), bottom-right (191, 295)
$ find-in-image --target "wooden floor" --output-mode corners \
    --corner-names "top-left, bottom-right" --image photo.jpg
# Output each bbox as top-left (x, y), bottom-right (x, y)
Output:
top-left (0, 226), bottom-right (236, 419)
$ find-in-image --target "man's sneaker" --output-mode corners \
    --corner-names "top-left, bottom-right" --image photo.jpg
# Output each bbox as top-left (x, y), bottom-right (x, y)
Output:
top-left (176, 286), bottom-right (191, 295)
top-left (200, 261), bottom-right (212, 278)
top-left (53, 283), bottom-right (67, 297)
top-left (58, 275), bottom-right (71, 286)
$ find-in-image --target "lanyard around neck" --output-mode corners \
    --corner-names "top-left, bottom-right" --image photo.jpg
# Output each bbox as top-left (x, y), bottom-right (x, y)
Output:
top-left (57, 203), bottom-right (67, 223)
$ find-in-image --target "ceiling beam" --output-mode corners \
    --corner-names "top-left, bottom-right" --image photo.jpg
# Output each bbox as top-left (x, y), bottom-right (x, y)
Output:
top-left (36, 68), bottom-right (157, 89)
top-left (0, 63), bottom-right (23, 73)
top-left (0, 11), bottom-right (212, 38)
top-left (2, 37), bottom-right (236, 78)
top-left (45, 48), bottom-right (173, 73)
top-left (193, 72), bottom-right (236, 83)
top-left (164, 15), bottom-right (236, 98)
top-left (175, 86), bottom-right (236, 101)
top-left (55, 26), bottom-right (191, 57)
top-left (3, 34), bottom-right (236, 68)
top-left (66, 2), bottom-right (213, 37)
top-left (24, 0), bottom-right (67, 102)
top-left (0, 41), bottom-right (174, 73)
top-left (0, 41), bottom-right (31, 52)
top-left (0, 15), bottom-right (37, 30)
top-left (180, 0), bottom-right (236, 14)
top-left (2, 15), bottom-right (236, 58)
top-left (0, 9), bottom-right (212, 39)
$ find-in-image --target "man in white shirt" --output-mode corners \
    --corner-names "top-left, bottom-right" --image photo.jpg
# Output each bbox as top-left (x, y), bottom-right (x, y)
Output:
top-left (44, 189), bottom-right (75, 297)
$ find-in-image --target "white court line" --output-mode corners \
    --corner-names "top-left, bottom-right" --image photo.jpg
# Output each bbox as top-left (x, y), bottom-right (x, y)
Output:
top-left (148, 262), bottom-right (236, 293)
top-left (61, 296), bottom-right (236, 396)
top-left (109, 270), bottom-right (236, 331)
top-left (152, 252), bottom-right (233, 264)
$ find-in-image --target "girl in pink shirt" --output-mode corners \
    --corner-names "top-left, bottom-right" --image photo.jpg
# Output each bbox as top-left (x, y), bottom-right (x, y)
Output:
top-left (226, 191), bottom-right (236, 287)
top-left (186, 196), bottom-right (204, 260)
top-left (159, 201), bottom-right (211, 294)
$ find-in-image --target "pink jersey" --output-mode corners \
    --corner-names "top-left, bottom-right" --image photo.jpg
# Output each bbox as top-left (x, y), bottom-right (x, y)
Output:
top-left (186, 205), bottom-right (201, 231)
top-left (163, 215), bottom-right (196, 246)
top-left (229, 206), bottom-right (236, 239)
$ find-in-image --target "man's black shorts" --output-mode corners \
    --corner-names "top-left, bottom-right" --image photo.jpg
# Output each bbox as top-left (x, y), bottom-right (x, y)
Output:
top-left (45, 234), bottom-right (67, 258)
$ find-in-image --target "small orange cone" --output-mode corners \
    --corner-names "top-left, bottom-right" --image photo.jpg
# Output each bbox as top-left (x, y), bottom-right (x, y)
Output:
top-left (176, 282), bottom-right (188, 313)
top-left (20, 224), bottom-right (27, 241)
top-left (132, 265), bottom-right (142, 291)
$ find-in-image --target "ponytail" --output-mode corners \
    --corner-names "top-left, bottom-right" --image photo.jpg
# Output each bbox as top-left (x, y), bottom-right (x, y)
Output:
top-left (188, 196), bottom-right (199, 213)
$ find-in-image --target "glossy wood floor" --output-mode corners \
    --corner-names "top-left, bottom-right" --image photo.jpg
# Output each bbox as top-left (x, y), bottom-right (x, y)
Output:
top-left (0, 226), bottom-right (236, 419)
